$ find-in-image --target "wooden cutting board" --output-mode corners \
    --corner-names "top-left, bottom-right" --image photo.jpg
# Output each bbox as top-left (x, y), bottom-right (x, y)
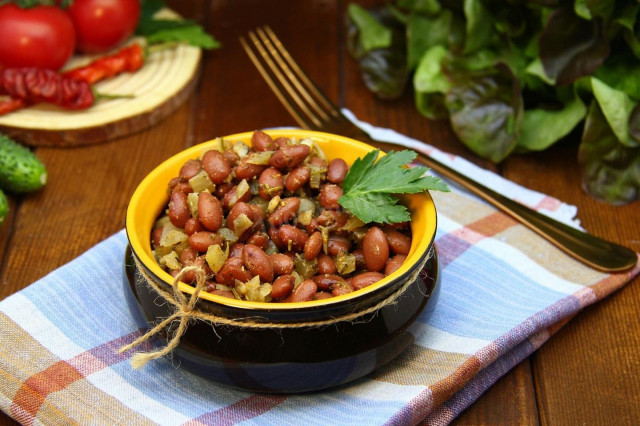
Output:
top-left (0, 16), bottom-right (201, 147)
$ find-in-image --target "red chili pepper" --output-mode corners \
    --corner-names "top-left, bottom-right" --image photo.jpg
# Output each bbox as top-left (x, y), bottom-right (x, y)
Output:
top-left (0, 97), bottom-right (27, 115)
top-left (64, 43), bottom-right (145, 85)
top-left (0, 67), bottom-right (94, 110)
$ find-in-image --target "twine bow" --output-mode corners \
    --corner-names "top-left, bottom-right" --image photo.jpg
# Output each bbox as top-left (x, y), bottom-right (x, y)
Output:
top-left (118, 264), bottom-right (208, 368)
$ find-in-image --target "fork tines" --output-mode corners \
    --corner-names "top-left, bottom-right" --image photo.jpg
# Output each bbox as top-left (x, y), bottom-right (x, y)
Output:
top-left (240, 26), bottom-right (341, 130)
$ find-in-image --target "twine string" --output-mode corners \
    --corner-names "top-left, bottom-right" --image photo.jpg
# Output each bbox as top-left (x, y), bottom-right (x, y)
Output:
top-left (120, 252), bottom-right (431, 368)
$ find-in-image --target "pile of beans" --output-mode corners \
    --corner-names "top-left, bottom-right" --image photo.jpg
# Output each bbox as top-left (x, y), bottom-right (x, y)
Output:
top-left (151, 131), bottom-right (412, 303)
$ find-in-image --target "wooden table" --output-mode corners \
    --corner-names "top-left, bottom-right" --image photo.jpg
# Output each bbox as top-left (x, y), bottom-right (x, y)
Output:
top-left (1, 1), bottom-right (638, 424)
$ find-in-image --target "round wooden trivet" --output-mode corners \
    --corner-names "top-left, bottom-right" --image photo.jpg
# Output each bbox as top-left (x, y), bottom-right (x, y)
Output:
top-left (0, 13), bottom-right (201, 147)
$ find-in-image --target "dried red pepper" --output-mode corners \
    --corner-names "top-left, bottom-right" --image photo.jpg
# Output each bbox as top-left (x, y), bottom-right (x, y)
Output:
top-left (0, 43), bottom-right (146, 115)
top-left (0, 67), bottom-right (94, 110)
top-left (63, 43), bottom-right (145, 85)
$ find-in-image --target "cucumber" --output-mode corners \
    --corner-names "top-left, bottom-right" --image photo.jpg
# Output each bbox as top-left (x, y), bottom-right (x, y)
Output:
top-left (0, 189), bottom-right (7, 225)
top-left (0, 134), bottom-right (47, 193)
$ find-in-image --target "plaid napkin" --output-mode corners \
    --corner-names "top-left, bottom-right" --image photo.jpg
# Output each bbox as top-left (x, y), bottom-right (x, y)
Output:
top-left (1, 116), bottom-right (638, 425)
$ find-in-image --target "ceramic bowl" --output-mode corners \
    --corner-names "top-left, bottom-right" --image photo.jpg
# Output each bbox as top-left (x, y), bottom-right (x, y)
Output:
top-left (124, 129), bottom-right (440, 393)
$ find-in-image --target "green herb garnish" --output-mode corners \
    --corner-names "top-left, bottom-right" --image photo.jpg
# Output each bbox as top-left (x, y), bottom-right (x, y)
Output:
top-left (136, 0), bottom-right (220, 49)
top-left (338, 149), bottom-right (449, 224)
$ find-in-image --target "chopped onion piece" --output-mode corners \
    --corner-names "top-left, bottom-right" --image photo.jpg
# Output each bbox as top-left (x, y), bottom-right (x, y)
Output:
top-left (267, 195), bottom-right (281, 212)
top-left (189, 170), bottom-right (215, 193)
top-left (233, 141), bottom-right (250, 158)
top-left (160, 222), bottom-right (188, 247)
top-left (217, 227), bottom-right (238, 244)
top-left (161, 251), bottom-right (181, 271)
top-left (335, 252), bottom-right (356, 275)
top-left (246, 151), bottom-right (274, 165)
top-left (233, 213), bottom-right (253, 237)
top-left (187, 192), bottom-right (199, 217)
top-left (206, 244), bottom-right (228, 273)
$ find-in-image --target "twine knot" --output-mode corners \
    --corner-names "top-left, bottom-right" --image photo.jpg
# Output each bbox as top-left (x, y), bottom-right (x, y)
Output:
top-left (118, 264), bottom-right (207, 369)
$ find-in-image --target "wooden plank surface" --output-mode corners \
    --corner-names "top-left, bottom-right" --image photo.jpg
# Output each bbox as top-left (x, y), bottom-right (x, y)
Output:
top-left (0, 1), bottom-right (638, 425)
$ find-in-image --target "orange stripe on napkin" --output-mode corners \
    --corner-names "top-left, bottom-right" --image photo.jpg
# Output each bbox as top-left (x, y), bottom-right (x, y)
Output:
top-left (11, 360), bottom-right (82, 424)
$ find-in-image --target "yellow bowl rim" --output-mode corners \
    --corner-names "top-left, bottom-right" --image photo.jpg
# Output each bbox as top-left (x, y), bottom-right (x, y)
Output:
top-left (125, 129), bottom-right (437, 311)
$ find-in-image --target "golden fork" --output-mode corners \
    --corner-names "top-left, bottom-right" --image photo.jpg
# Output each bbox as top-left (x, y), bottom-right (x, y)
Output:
top-left (239, 26), bottom-right (638, 272)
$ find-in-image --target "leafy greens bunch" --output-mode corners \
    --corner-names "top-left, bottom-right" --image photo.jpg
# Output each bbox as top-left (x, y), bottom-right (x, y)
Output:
top-left (347, 0), bottom-right (640, 204)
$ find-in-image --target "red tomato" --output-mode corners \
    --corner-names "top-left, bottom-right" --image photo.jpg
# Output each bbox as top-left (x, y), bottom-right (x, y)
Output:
top-left (0, 4), bottom-right (76, 70)
top-left (66, 0), bottom-right (141, 54)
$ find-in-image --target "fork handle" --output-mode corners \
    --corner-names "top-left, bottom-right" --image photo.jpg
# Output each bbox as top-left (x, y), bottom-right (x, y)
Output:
top-left (370, 140), bottom-right (638, 273)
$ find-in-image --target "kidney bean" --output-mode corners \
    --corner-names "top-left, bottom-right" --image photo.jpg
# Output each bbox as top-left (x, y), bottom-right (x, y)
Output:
top-left (151, 226), bottom-right (163, 247)
top-left (179, 159), bottom-right (202, 180)
top-left (309, 157), bottom-right (327, 168)
top-left (317, 253), bottom-right (337, 274)
top-left (198, 192), bottom-right (223, 231)
top-left (202, 150), bottom-right (231, 184)
top-left (327, 158), bottom-right (348, 183)
top-left (207, 288), bottom-right (236, 299)
top-left (327, 234), bottom-right (351, 256)
top-left (318, 184), bottom-right (343, 209)
top-left (246, 231), bottom-right (269, 250)
top-left (279, 225), bottom-right (308, 251)
top-left (243, 244), bottom-right (274, 282)
top-left (251, 130), bottom-right (274, 151)
top-left (216, 257), bottom-right (252, 285)
top-left (362, 226), bottom-right (389, 272)
top-left (168, 191), bottom-right (190, 228)
top-left (222, 184), bottom-right (252, 210)
top-left (229, 243), bottom-right (245, 258)
top-left (385, 229), bottom-right (411, 255)
top-left (180, 246), bottom-right (198, 266)
top-left (258, 167), bottom-right (284, 199)
top-left (303, 217), bottom-right (319, 235)
top-left (269, 253), bottom-right (294, 275)
top-left (268, 197), bottom-right (300, 226)
top-left (234, 159), bottom-right (266, 180)
top-left (271, 275), bottom-right (295, 300)
top-left (223, 149), bottom-right (240, 166)
top-left (312, 274), bottom-right (346, 291)
top-left (172, 182), bottom-right (193, 194)
top-left (215, 182), bottom-right (233, 198)
top-left (313, 291), bottom-right (332, 300)
top-left (184, 217), bottom-right (204, 235)
top-left (249, 203), bottom-right (266, 221)
top-left (284, 166), bottom-right (310, 192)
top-left (267, 226), bottom-right (286, 250)
top-left (188, 231), bottom-right (222, 252)
top-left (385, 254), bottom-right (407, 275)
top-left (227, 202), bottom-right (256, 231)
top-left (273, 137), bottom-right (289, 149)
top-left (269, 144), bottom-right (310, 170)
top-left (304, 231), bottom-right (323, 260)
top-left (287, 279), bottom-right (317, 302)
top-left (351, 249), bottom-right (366, 269)
top-left (331, 281), bottom-right (354, 297)
top-left (351, 271), bottom-right (385, 290)
top-left (168, 177), bottom-right (181, 191)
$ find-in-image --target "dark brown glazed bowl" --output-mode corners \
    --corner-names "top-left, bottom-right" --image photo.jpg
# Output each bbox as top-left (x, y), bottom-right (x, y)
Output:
top-left (124, 130), bottom-right (440, 393)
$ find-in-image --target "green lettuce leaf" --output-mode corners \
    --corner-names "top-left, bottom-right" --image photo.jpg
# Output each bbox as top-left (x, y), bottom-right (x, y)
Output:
top-left (414, 45), bottom-right (450, 119)
top-left (517, 95), bottom-right (586, 152)
top-left (347, 4), bottom-right (393, 54)
top-left (578, 101), bottom-right (640, 204)
top-left (538, 7), bottom-right (609, 86)
top-left (445, 65), bottom-right (523, 163)
top-left (591, 77), bottom-right (639, 147)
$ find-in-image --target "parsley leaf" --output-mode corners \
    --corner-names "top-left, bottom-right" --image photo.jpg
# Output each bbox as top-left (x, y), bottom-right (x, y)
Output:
top-left (339, 149), bottom-right (449, 224)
